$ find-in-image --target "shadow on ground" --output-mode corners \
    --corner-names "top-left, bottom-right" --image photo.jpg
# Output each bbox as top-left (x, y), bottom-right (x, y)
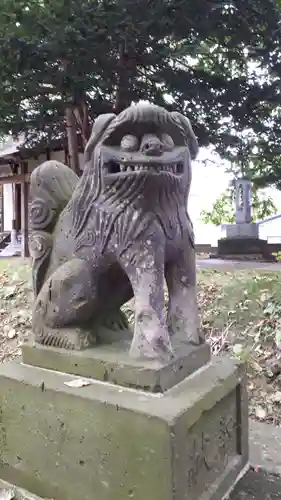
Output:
top-left (230, 468), bottom-right (281, 500)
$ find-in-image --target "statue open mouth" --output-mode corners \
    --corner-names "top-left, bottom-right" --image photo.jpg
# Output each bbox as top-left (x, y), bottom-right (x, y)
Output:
top-left (103, 160), bottom-right (184, 176)
top-left (100, 143), bottom-right (187, 180)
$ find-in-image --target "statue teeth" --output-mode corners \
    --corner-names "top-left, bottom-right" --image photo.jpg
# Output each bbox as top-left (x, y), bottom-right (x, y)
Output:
top-left (114, 164), bottom-right (179, 174)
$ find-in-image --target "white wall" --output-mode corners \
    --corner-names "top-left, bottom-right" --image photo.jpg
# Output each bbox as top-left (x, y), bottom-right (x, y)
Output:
top-left (259, 219), bottom-right (281, 243)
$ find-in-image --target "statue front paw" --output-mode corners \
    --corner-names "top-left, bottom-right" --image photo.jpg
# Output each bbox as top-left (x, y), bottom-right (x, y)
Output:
top-left (130, 309), bottom-right (174, 361)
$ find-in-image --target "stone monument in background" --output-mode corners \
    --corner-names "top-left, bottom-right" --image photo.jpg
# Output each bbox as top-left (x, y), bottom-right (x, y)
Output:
top-left (215, 177), bottom-right (274, 261)
top-left (235, 178), bottom-right (253, 222)
top-left (0, 103), bottom-right (248, 500)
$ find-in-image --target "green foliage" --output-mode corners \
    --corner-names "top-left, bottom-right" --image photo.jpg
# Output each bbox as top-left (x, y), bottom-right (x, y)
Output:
top-left (0, 0), bottom-right (281, 158)
top-left (200, 186), bottom-right (277, 226)
top-left (272, 251), bottom-right (281, 262)
top-left (201, 192), bottom-right (235, 225)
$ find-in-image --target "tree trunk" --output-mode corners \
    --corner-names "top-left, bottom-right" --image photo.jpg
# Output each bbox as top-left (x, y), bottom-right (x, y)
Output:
top-left (114, 42), bottom-right (131, 114)
top-left (73, 101), bottom-right (91, 149)
top-left (20, 161), bottom-right (30, 258)
top-left (65, 106), bottom-right (80, 175)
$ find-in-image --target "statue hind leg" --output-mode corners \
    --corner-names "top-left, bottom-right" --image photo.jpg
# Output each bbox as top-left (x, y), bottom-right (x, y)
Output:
top-left (33, 258), bottom-right (132, 350)
top-left (33, 259), bottom-right (98, 349)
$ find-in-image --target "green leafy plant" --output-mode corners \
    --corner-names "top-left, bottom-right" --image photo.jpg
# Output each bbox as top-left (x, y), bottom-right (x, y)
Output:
top-left (0, 0), bottom-right (281, 172)
top-left (201, 187), bottom-right (277, 226)
top-left (272, 251), bottom-right (281, 262)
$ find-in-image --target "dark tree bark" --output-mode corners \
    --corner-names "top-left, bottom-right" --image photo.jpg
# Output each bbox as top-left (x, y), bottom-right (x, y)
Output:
top-left (114, 41), bottom-right (131, 114)
top-left (65, 106), bottom-right (80, 175)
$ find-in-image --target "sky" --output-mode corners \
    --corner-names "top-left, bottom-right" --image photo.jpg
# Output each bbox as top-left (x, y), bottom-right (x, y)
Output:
top-left (189, 147), bottom-right (281, 244)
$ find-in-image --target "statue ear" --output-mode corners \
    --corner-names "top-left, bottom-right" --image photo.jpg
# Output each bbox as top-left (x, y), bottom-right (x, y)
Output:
top-left (84, 113), bottom-right (116, 163)
top-left (170, 112), bottom-right (199, 160)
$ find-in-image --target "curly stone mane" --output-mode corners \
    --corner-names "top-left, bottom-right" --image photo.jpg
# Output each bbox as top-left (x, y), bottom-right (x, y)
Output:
top-left (70, 104), bottom-right (197, 251)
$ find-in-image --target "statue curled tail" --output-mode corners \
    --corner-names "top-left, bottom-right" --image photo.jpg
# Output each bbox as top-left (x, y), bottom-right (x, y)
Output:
top-left (29, 160), bottom-right (79, 295)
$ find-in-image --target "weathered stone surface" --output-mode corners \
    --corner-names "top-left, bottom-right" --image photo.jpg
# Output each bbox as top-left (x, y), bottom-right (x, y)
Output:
top-left (4, 420), bottom-right (281, 500)
top-left (225, 223), bottom-right (259, 240)
top-left (29, 102), bottom-right (202, 359)
top-left (0, 356), bottom-right (248, 500)
top-left (22, 338), bottom-right (211, 392)
top-left (4, 413), bottom-right (281, 500)
top-left (234, 178), bottom-right (252, 224)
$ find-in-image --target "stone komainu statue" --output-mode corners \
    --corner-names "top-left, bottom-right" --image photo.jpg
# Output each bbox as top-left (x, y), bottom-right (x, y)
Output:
top-left (29, 102), bottom-right (203, 360)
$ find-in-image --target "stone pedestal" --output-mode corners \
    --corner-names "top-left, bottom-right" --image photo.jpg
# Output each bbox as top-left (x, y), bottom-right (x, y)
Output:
top-left (216, 237), bottom-right (275, 262)
top-left (0, 340), bottom-right (249, 500)
top-left (225, 223), bottom-right (259, 240)
top-left (212, 222), bottom-right (274, 262)
top-left (21, 339), bottom-right (210, 393)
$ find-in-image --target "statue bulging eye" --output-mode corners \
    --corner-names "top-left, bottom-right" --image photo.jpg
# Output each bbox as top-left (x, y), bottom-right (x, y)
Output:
top-left (161, 133), bottom-right (174, 151)
top-left (120, 135), bottom-right (139, 152)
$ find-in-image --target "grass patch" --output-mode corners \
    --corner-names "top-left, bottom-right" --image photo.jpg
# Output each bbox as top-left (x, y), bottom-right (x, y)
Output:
top-left (199, 269), bottom-right (281, 337)
top-left (0, 258), bottom-right (31, 281)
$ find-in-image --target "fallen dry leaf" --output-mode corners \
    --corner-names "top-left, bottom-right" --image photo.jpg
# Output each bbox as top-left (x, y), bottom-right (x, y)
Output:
top-left (7, 329), bottom-right (17, 340)
top-left (3, 286), bottom-right (17, 299)
top-left (271, 391), bottom-right (281, 403)
top-left (64, 378), bottom-right (92, 388)
top-left (255, 406), bottom-right (266, 420)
